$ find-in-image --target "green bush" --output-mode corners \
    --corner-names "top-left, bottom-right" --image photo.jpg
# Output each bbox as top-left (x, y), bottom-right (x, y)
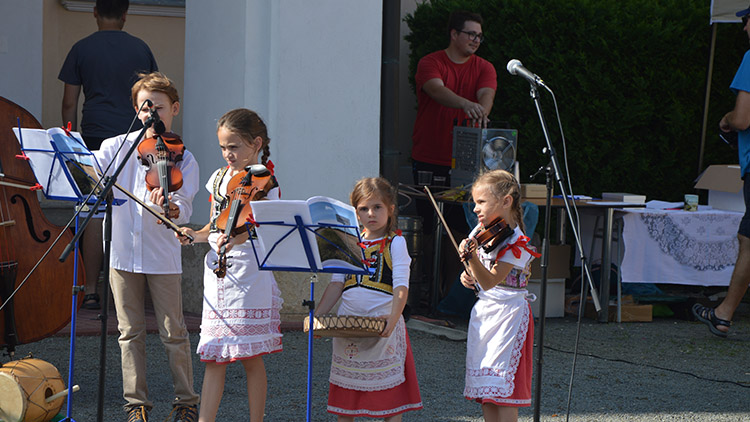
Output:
top-left (406, 0), bottom-right (743, 201)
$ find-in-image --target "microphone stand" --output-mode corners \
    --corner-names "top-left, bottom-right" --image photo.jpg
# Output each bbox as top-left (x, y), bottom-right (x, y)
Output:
top-left (524, 82), bottom-right (601, 422)
top-left (59, 111), bottom-right (160, 422)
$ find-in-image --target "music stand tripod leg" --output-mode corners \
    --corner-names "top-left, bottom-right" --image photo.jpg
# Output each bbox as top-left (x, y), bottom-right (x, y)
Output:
top-left (63, 207), bottom-right (85, 422)
top-left (302, 274), bottom-right (317, 422)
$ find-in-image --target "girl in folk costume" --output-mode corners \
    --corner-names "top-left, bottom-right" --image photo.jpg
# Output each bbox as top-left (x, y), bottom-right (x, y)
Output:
top-left (316, 177), bottom-right (423, 421)
top-left (458, 170), bottom-right (540, 422)
top-left (176, 108), bottom-right (282, 422)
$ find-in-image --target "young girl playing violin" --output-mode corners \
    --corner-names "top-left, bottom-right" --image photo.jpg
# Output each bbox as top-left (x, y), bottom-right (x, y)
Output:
top-left (176, 108), bottom-right (282, 422)
top-left (94, 71), bottom-right (200, 421)
top-left (316, 177), bottom-right (423, 422)
top-left (458, 169), bottom-right (540, 422)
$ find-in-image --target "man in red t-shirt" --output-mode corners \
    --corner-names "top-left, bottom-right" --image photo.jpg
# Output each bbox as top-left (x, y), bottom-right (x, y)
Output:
top-left (409, 11), bottom-right (497, 314)
top-left (411, 10), bottom-right (497, 184)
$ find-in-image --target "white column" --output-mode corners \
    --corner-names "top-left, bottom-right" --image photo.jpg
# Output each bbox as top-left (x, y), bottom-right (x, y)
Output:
top-left (184, 0), bottom-right (382, 223)
top-left (0, 0), bottom-right (43, 117)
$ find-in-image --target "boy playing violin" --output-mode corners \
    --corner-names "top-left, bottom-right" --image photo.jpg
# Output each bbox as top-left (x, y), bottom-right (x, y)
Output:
top-left (94, 72), bottom-right (200, 422)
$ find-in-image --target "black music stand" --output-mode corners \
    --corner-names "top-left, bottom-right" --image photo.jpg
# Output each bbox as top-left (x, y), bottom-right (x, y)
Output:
top-left (13, 126), bottom-right (119, 421)
top-left (56, 110), bottom-right (160, 422)
top-left (248, 197), bottom-right (370, 422)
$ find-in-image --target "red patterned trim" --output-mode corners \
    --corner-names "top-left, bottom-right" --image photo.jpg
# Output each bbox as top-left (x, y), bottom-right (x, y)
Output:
top-left (203, 308), bottom-right (274, 320)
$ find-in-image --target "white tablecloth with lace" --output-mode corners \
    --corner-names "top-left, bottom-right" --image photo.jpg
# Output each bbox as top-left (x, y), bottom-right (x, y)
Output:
top-left (620, 209), bottom-right (742, 286)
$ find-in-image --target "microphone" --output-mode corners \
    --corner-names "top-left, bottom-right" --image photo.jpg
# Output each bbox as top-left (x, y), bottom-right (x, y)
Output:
top-left (145, 100), bottom-right (166, 135)
top-left (506, 59), bottom-right (546, 88)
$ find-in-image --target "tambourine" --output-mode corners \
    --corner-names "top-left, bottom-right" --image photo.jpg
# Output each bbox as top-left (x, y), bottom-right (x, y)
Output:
top-left (303, 314), bottom-right (385, 337)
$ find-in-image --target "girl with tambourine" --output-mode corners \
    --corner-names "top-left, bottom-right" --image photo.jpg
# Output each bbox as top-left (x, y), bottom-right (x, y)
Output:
top-left (316, 177), bottom-right (423, 421)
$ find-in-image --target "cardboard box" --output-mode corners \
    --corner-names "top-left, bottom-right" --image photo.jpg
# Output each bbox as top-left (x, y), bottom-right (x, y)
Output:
top-left (527, 278), bottom-right (565, 318)
top-left (530, 244), bottom-right (571, 279)
top-left (566, 295), bottom-right (653, 322)
top-left (521, 183), bottom-right (547, 198)
top-left (694, 165), bottom-right (743, 212)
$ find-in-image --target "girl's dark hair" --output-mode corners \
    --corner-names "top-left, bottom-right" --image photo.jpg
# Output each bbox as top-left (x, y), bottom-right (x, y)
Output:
top-left (217, 108), bottom-right (271, 165)
top-left (350, 177), bottom-right (398, 233)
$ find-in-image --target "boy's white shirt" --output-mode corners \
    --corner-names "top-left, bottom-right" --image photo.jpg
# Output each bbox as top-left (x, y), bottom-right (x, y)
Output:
top-left (94, 131), bottom-right (200, 274)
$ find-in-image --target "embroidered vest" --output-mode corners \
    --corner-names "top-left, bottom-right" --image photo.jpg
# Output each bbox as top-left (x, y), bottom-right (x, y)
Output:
top-left (209, 167), bottom-right (231, 232)
top-left (342, 232), bottom-right (399, 295)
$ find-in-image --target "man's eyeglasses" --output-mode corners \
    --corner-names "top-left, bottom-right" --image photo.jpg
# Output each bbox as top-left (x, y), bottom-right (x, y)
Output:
top-left (743, 15), bottom-right (749, 26)
top-left (459, 30), bottom-right (485, 43)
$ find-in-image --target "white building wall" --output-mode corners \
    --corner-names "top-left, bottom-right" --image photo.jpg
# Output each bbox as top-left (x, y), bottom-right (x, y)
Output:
top-left (184, 0), bottom-right (382, 223)
top-left (0, 0), bottom-right (43, 117)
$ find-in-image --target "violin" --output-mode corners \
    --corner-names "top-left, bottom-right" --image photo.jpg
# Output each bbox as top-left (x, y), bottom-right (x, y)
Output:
top-left (460, 217), bottom-right (513, 262)
top-left (214, 164), bottom-right (277, 278)
top-left (137, 132), bottom-right (184, 217)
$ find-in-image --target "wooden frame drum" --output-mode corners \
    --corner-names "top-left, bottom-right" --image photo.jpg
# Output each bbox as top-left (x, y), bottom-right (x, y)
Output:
top-left (0, 358), bottom-right (65, 422)
top-left (304, 314), bottom-right (385, 337)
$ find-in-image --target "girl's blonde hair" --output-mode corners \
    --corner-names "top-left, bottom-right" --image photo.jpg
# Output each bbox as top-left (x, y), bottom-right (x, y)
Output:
top-left (217, 108), bottom-right (271, 165)
top-left (131, 72), bottom-right (179, 107)
top-left (472, 169), bottom-right (525, 233)
top-left (350, 177), bottom-right (398, 233)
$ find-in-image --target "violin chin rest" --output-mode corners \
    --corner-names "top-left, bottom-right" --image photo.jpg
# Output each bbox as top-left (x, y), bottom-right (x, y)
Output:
top-left (246, 164), bottom-right (269, 176)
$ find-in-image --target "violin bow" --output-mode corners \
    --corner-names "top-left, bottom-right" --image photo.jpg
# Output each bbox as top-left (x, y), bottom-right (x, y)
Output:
top-left (111, 181), bottom-right (194, 242)
top-left (423, 186), bottom-right (479, 294)
top-left (85, 163), bottom-right (192, 241)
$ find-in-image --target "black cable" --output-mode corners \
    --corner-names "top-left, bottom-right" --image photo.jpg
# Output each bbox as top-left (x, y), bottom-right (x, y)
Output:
top-left (545, 344), bottom-right (750, 389)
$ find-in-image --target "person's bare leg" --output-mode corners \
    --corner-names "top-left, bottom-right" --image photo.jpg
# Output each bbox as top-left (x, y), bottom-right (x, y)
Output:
top-left (497, 406), bottom-right (518, 422)
top-left (241, 357), bottom-right (267, 422)
top-left (384, 413), bottom-right (403, 422)
top-left (714, 234), bottom-right (750, 331)
top-left (198, 362), bottom-right (226, 422)
top-left (481, 403), bottom-right (500, 422)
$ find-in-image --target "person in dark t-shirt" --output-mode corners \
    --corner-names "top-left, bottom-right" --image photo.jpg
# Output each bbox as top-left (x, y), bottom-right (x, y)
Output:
top-left (58, 0), bottom-right (158, 313)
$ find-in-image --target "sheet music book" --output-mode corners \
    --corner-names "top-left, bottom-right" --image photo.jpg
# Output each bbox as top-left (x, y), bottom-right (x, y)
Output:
top-left (601, 192), bottom-right (646, 204)
top-left (12, 127), bottom-right (102, 201)
top-left (250, 196), bottom-right (369, 274)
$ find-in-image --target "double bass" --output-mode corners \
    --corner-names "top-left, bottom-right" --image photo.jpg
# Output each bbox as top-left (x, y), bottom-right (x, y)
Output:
top-left (0, 97), bottom-right (85, 357)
